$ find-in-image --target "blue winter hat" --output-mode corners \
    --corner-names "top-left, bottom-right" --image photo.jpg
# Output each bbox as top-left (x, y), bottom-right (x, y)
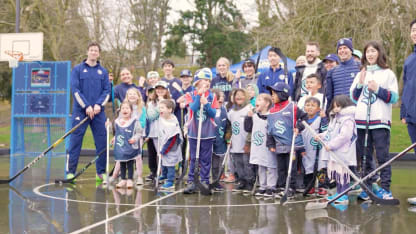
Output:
top-left (193, 68), bottom-right (212, 86)
top-left (336, 38), bottom-right (353, 52)
top-left (180, 69), bottom-right (192, 77)
top-left (267, 82), bottom-right (290, 95)
top-left (323, 54), bottom-right (340, 64)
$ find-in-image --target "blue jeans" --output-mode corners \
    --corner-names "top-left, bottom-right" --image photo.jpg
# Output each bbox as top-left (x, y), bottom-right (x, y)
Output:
top-left (162, 166), bottom-right (175, 183)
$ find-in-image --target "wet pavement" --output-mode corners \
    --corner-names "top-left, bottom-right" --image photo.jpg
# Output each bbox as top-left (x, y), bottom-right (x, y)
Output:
top-left (0, 159), bottom-right (416, 234)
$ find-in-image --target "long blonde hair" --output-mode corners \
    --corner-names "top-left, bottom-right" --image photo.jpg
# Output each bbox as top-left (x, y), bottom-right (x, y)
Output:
top-left (124, 88), bottom-right (144, 116)
top-left (216, 57), bottom-right (234, 82)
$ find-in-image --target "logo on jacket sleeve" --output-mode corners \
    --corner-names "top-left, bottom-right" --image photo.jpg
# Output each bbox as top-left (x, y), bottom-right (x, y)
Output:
top-left (98, 69), bottom-right (103, 75)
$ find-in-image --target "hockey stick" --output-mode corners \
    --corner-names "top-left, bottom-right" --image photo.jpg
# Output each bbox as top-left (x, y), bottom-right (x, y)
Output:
top-left (302, 121), bottom-right (405, 210)
top-left (280, 103), bottom-right (297, 205)
top-left (55, 148), bottom-right (107, 184)
top-left (154, 140), bottom-right (162, 194)
top-left (104, 119), bottom-right (110, 185)
top-left (209, 143), bottom-right (231, 189)
top-left (10, 186), bottom-right (64, 233)
top-left (360, 90), bottom-right (372, 194)
top-left (195, 103), bottom-right (212, 195)
top-left (0, 116), bottom-right (89, 184)
top-left (176, 137), bottom-right (189, 186)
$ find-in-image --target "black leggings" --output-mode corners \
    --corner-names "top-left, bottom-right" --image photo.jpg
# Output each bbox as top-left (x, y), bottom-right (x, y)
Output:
top-left (147, 138), bottom-right (158, 175)
top-left (120, 160), bottom-right (134, 180)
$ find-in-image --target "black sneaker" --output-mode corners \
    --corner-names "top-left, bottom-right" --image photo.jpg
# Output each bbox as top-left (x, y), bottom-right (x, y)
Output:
top-left (145, 174), bottom-right (155, 181)
top-left (264, 189), bottom-right (274, 198)
top-left (232, 182), bottom-right (246, 192)
top-left (255, 189), bottom-right (266, 196)
top-left (243, 183), bottom-right (253, 193)
top-left (184, 182), bottom-right (196, 194)
top-left (213, 183), bottom-right (224, 192)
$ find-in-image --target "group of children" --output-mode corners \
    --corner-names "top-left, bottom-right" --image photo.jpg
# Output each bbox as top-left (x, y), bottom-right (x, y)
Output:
top-left (105, 40), bottom-right (398, 206)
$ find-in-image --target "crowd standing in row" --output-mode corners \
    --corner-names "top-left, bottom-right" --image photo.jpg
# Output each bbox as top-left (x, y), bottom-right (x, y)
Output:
top-left (65, 19), bottom-right (416, 206)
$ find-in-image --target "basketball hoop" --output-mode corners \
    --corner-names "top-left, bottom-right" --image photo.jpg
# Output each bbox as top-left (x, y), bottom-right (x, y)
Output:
top-left (4, 50), bottom-right (23, 68)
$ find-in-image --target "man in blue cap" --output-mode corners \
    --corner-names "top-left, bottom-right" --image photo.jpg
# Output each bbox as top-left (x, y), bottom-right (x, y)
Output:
top-left (322, 54), bottom-right (340, 71)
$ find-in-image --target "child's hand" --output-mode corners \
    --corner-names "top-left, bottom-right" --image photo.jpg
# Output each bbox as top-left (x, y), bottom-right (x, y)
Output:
top-left (301, 152), bottom-right (306, 157)
top-left (324, 145), bottom-right (330, 151)
top-left (294, 128), bottom-right (299, 136)
top-left (200, 95), bottom-right (208, 105)
top-left (367, 80), bottom-right (379, 92)
top-left (105, 119), bottom-right (111, 128)
top-left (320, 110), bottom-right (326, 118)
top-left (314, 135), bottom-right (321, 141)
top-left (247, 110), bottom-right (254, 117)
top-left (244, 145), bottom-right (250, 154)
top-left (111, 137), bottom-right (115, 146)
top-left (269, 147), bottom-right (276, 152)
top-left (235, 69), bottom-right (241, 79)
top-left (128, 138), bottom-right (137, 144)
top-left (180, 102), bottom-right (186, 109)
top-left (138, 76), bottom-right (146, 87)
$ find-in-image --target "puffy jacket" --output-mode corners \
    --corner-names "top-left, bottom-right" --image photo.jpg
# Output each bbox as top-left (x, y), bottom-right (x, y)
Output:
top-left (401, 45), bottom-right (416, 123)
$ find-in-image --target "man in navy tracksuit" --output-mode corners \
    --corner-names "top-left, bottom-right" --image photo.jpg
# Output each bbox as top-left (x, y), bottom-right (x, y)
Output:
top-left (257, 47), bottom-right (293, 95)
top-left (67, 42), bottom-right (110, 182)
top-left (325, 38), bottom-right (361, 110)
top-left (401, 19), bottom-right (416, 205)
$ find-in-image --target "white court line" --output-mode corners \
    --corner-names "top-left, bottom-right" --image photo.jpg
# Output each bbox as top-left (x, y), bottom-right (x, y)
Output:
top-left (70, 188), bottom-right (184, 234)
top-left (34, 180), bottom-right (323, 208)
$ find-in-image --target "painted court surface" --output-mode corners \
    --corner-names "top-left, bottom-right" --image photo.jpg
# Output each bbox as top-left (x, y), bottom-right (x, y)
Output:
top-left (1, 158), bottom-right (416, 234)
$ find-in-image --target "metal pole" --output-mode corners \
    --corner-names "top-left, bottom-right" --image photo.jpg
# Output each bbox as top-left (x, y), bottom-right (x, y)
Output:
top-left (15, 0), bottom-right (20, 33)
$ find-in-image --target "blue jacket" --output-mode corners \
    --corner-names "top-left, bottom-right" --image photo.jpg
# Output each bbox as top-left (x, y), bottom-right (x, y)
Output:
top-left (325, 58), bottom-right (360, 109)
top-left (71, 60), bottom-right (110, 112)
top-left (257, 66), bottom-right (293, 95)
top-left (162, 77), bottom-right (184, 124)
top-left (114, 83), bottom-right (145, 106)
top-left (187, 91), bottom-right (217, 139)
top-left (211, 74), bottom-right (233, 102)
top-left (401, 45), bottom-right (416, 123)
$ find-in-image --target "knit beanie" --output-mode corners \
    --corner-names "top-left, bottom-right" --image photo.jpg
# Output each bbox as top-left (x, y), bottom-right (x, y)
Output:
top-left (336, 38), bottom-right (353, 52)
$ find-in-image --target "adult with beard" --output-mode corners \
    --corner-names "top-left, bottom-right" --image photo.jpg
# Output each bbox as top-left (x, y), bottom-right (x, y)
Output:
top-left (325, 38), bottom-right (361, 110)
top-left (293, 42), bottom-right (327, 102)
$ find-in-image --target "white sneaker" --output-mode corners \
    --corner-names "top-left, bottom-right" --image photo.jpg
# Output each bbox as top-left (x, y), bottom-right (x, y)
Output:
top-left (408, 197), bottom-right (416, 205)
top-left (136, 177), bottom-right (144, 185)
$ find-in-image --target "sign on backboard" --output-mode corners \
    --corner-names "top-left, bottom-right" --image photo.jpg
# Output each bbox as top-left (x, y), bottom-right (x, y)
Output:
top-left (0, 32), bottom-right (43, 61)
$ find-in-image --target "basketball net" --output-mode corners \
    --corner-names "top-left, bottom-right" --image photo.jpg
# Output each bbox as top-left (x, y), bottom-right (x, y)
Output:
top-left (4, 50), bottom-right (23, 68)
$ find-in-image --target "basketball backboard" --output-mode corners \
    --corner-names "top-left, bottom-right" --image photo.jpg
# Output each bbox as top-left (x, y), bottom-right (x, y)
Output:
top-left (0, 32), bottom-right (43, 61)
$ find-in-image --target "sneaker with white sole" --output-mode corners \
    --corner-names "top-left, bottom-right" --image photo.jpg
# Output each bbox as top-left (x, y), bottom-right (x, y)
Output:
top-left (358, 191), bottom-right (370, 201)
top-left (136, 177), bottom-right (144, 185)
top-left (334, 195), bottom-right (349, 204)
top-left (408, 197), bottom-right (416, 205)
top-left (375, 188), bottom-right (394, 200)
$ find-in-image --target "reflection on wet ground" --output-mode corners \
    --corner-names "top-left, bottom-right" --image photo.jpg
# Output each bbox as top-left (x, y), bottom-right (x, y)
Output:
top-left (0, 160), bottom-right (416, 233)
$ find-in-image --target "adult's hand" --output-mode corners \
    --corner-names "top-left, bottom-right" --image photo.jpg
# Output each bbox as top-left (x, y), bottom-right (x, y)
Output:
top-left (402, 118), bottom-right (407, 124)
top-left (94, 104), bottom-right (101, 115)
top-left (367, 80), bottom-right (379, 92)
top-left (86, 106), bottom-right (95, 119)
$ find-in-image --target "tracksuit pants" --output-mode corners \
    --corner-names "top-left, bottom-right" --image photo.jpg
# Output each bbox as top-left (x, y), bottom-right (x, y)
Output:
top-left (188, 138), bottom-right (215, 184)
top-left (67, 111), bottom-right (107, 175)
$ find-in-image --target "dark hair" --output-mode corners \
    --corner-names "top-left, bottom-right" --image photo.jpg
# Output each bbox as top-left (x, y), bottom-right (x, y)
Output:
top-left (161, 59), bottom-right (175, 68)
top-left (117, 101), bottom-right (133, 118)
top-left (306, 73), bottom-right (322, 84)
top-left (361, 41), bottom-right (389, 69)
top-left (305, 96), bottom-right (321, 107)
top-left (410, 19), bottom-right (416, 29)
top-left (268, 47), bottom-right (282, 57)
top-left (306, 41), bottom-right (320, 51)
top-left (159, 99), bottom-right (175, 112)
top-left (87, 42), bottom-right (101, 52)
top-left (328, 95), bottom-right (354, 113)
top-left (271, 89), bottom-right (289, 102)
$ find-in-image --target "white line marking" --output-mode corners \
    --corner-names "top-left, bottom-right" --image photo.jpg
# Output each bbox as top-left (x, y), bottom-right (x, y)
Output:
top-left (70, 189), bottom-right (184, 234)
top-left (33, 179), bottom-right (323, 208)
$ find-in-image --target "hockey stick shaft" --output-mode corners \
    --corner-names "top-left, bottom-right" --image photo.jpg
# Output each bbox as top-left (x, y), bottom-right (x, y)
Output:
top-left (0, 116), bottom-right (89, 184)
